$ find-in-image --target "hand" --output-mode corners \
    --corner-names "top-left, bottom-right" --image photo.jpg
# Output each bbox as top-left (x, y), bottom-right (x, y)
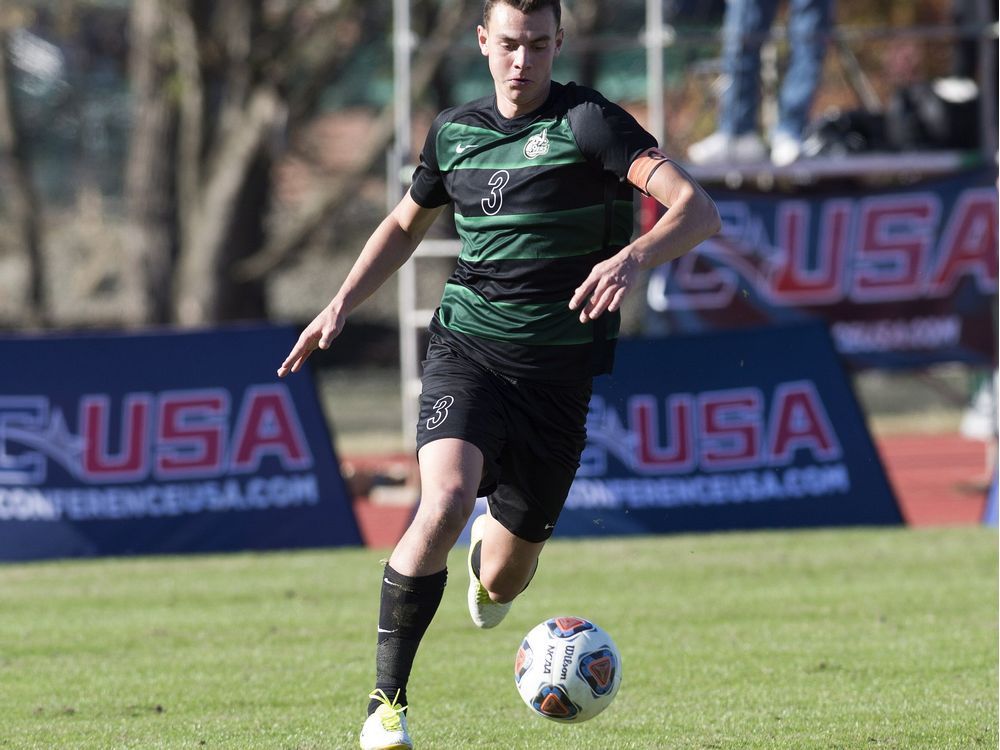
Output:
top-left (569, 251), bottom-right (640, 324)
top-left (277, 303), bottom-right (344, 377)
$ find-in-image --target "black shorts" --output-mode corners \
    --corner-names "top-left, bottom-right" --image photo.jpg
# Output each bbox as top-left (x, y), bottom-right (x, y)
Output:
top-left (415, 341), bottom-right (592, 543)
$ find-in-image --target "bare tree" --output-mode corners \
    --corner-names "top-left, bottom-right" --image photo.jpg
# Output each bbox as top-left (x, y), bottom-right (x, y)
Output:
top-left (0, 26), bottom-right (46, 326)
top-left (119, 0), bottom-right (473, 327)
top-left (234, 0), bottom-right (472, 282)
top-left (123, 0), bottom-right (177, 324)
top-left (167, 0), bottom-right (280, 325)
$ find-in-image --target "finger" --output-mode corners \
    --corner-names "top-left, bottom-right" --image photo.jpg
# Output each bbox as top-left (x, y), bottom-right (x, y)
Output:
top-left (289, 349), bottom-right (313, 373)
top-left (580, 276), bottom-right (613, 321)
top-left (277, 352), bottom-right (305, 378)
top-left (586, 285), bottom-right (618, 320)
top-left (277, 347), bottom-right (303, 377)
top-left (580, 296), bottom-right (602, 323)
top-left (579, 291), bottom-right (597, 323)
top-left (277, 333), bottom-right (318, 376)
top-left (569, 276), bottom-right (597, 311)
top-left (318, 326), bottom-right (337, 349)
top-left (606, 287), bottom-right (627, 313)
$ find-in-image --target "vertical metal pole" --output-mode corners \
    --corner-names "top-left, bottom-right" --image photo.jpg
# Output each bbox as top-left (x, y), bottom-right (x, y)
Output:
top-left (393, 0), bottom-right (411, 166)
top-left (760, 35), bottom-right (779, 137)
top-left (393, 0), bottom-right (418, 447)
top-left (646, 0), bottom-right (665, 147)
top-left (975, 0), bottom-right (998, 161)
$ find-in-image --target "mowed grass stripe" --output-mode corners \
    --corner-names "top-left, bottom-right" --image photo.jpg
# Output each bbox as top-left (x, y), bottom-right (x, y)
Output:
top-left (0, 527), bottom-right (996, 749)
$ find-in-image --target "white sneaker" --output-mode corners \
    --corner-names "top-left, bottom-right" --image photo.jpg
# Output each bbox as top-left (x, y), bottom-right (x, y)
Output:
top-left (467, 514), bottom-right (511, 629)
top-left (687, 131), bottom-right (767, 165)
top-left (770, 132), bottom-right (803, 167)
top-left (360, 690), bottom-right (412, 750)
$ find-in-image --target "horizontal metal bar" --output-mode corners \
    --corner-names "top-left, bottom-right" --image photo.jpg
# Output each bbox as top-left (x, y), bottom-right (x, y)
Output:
top-left (413, 239), bottom-right (462, 258)
top-left (686, 151), bottom-right (989, 186)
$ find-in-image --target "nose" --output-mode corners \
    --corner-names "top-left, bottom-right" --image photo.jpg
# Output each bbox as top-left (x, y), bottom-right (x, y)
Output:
top-left (513, 45), bottom-right (530, 70)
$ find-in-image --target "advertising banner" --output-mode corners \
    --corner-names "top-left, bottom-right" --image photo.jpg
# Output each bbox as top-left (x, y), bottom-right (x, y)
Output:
top-left (0, 326), bottom-right (361, 561)
top-left (984, 471), bottom-right (998, 527)
top-left (643, 168), bottom-right (998, 369)
top-left (556, 324), bottom-right (902, 537)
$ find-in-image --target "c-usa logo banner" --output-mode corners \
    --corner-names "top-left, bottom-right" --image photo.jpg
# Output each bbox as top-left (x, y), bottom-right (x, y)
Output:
top-left (0, 325), bottom-right (360, 561)
top-left (555, 323), bottom-right (901, 537)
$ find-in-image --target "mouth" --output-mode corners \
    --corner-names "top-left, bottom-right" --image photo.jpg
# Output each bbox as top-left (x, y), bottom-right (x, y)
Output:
top-left (508, 78), bottom-right (532, 87)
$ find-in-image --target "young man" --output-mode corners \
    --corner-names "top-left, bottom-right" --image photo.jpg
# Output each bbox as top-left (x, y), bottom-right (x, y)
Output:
top-left (277, 1), bottom-right (720, 748)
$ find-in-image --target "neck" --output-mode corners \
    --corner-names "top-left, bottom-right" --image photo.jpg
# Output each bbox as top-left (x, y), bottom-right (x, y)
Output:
top-left (496, 80), bottom-right (552, 119)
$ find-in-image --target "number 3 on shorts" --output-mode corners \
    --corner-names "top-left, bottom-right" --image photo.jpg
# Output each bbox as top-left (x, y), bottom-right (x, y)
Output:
top-left (426, 395), bottom-right (454, 430)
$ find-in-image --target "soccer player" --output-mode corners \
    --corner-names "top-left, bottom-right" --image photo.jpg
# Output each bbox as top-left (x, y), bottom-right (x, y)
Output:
top-left (277, 1), bottom-right (720, 747)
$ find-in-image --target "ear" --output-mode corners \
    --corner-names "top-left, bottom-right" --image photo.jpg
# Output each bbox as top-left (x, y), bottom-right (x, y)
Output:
top-left (554, 28), bottom-right (564, 55)
top-left (477, 24), bottom-right (489, 55)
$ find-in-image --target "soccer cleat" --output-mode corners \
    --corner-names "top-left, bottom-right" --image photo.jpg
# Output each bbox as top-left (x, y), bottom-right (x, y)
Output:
top-left (360, 689), bottom-right (412, 750)
top-left (467, 514), bottom-right (512, 629)
top-left (686, 131), bottom-right (767, 166)
top-left (770, 131), bottom-right (803, 167)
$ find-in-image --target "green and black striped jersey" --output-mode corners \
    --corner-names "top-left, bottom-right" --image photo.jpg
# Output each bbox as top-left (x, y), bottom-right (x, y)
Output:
top-left (410, 81), bottom-right (657, 383)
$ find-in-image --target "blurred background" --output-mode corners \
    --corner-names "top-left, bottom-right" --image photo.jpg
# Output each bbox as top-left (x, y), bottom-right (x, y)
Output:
top-left (0, 0), bottom-right (996, 491)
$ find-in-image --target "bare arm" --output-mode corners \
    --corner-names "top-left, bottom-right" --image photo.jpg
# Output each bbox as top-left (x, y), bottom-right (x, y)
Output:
top-left (569, 150), bottom-right (721, 323)
top-left (277, 191), bottom-right (445, 376)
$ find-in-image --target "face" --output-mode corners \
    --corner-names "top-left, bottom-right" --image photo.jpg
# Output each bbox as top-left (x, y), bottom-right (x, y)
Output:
top-left (478, 3), bottom-right (562, 119)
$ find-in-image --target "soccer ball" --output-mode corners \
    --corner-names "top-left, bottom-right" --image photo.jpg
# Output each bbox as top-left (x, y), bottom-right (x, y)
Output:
top-left (514, 616), bottom-right (622, 723)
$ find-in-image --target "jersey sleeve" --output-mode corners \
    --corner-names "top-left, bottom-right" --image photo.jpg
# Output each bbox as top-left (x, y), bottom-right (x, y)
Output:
top-left (409, 115), bottom-right (451, 208)
top-left (567, 91), bottom-right (658, 181)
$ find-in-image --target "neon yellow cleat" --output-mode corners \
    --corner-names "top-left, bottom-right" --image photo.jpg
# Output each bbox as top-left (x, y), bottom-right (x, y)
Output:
top-left (360, 689), bottom-right (412, 750)
top-left (467, 514), bottom-right (512, 629)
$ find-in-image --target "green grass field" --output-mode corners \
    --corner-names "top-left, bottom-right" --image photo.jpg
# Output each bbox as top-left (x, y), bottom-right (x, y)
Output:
top-left (1, 527), bottom-right (996, 750)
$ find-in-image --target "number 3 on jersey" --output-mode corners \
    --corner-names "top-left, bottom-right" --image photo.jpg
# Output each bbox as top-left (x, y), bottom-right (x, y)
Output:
top-left (481, 170), bottom-right (510, 216)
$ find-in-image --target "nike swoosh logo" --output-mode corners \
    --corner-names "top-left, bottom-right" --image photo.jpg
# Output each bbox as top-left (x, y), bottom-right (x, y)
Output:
top-left (456, 143), bottom-right (474, 153)
top-left (544, 523), bottom-right (555, 530)
top-left (377, 627), bottom-right (399, 634)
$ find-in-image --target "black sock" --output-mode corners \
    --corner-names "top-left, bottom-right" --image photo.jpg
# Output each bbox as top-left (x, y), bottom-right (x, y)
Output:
top-left (367, 564), bottom-right (447, 716)
top-left (470, 540), bottom-right (483, 580)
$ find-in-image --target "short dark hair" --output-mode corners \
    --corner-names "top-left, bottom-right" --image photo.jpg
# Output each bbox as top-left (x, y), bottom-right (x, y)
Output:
top-left (483, 0), bottom-right (561, 30)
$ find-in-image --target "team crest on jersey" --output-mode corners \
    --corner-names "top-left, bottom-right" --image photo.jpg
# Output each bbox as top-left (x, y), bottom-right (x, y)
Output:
top-left (523, 129), bottom-right (550, 159)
